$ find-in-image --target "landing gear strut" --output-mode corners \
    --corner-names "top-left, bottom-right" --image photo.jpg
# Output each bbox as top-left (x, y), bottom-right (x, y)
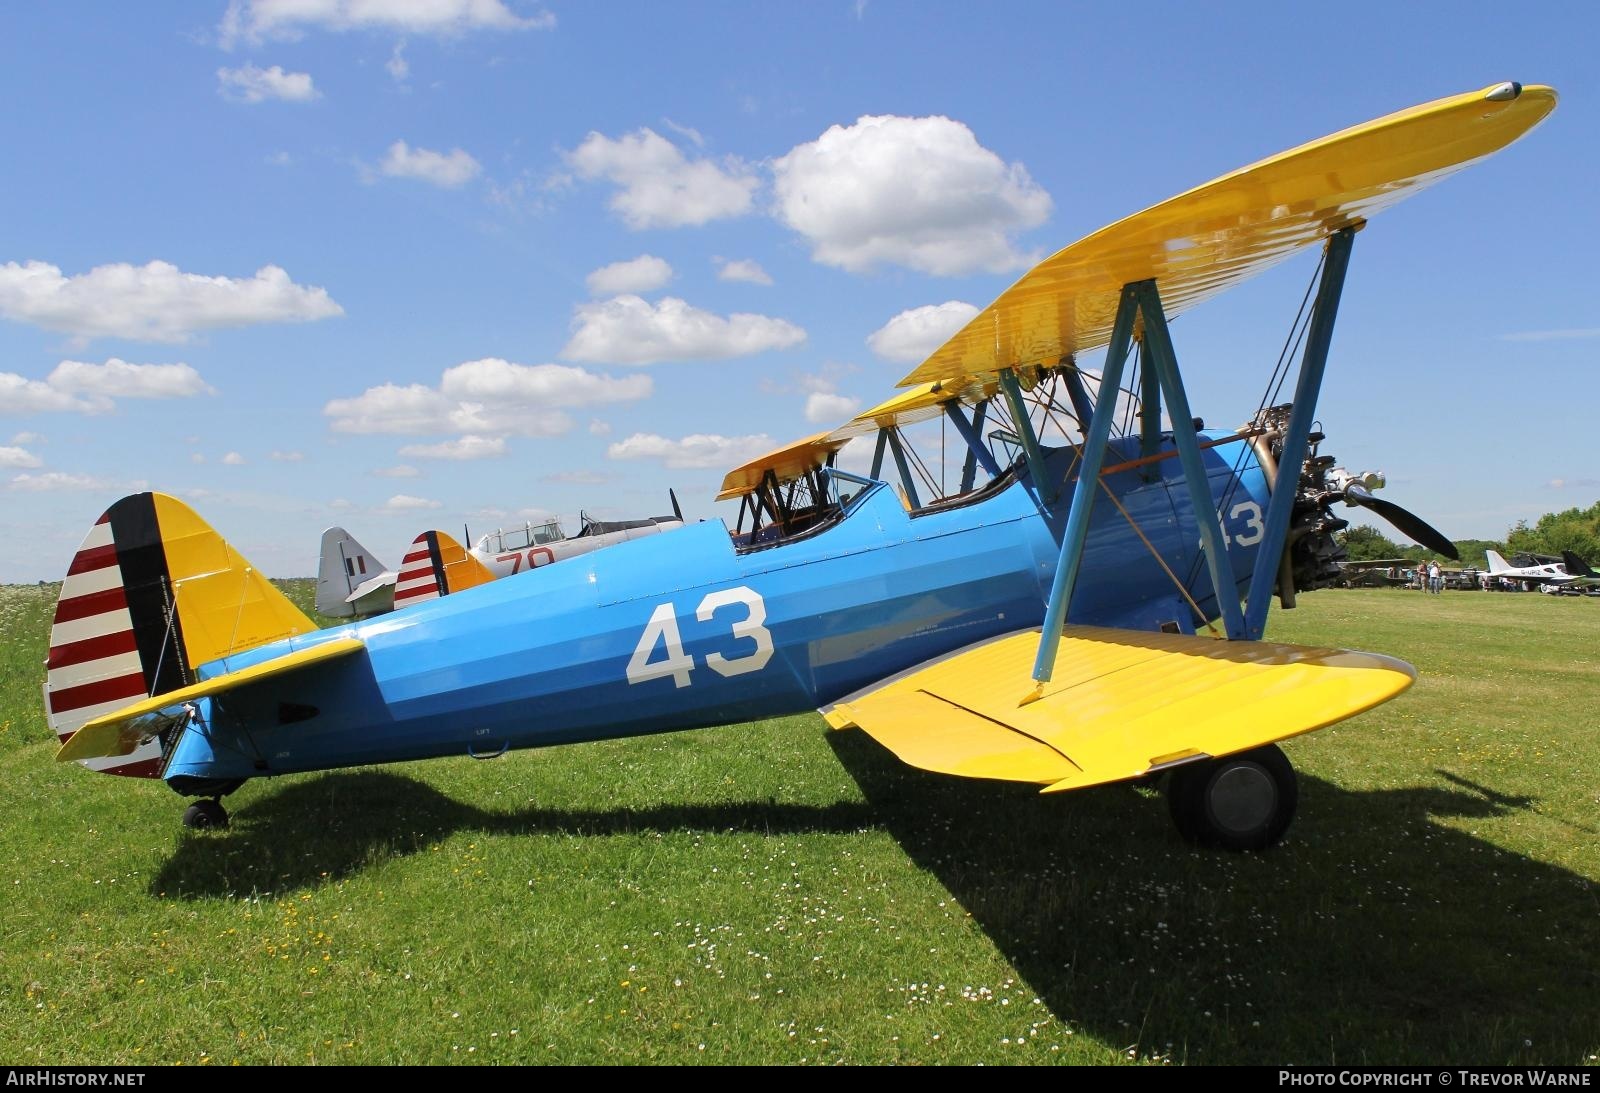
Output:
top-left (181, 799), bottom-right (229, 830)
top-left (1166, 744), bottom-right (1297, 850)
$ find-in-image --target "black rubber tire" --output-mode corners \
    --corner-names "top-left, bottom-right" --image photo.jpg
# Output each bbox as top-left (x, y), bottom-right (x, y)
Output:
top-left (181, 799), bottom-right (229, 830)
top-left (1166, 744), bottom-right (1297, 851)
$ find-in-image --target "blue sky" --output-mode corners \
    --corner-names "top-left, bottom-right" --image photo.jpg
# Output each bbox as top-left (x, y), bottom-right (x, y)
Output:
top-left (1, 1), bottom-right (1593, 581)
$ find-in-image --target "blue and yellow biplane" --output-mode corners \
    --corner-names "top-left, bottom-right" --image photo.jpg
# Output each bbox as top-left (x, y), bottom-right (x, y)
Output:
top-left (45, 83), bottom-right (1555, 849)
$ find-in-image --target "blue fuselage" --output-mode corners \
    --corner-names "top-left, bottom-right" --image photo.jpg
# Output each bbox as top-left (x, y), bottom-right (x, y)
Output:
top-left (168, 435), bottom-right (1271, 786)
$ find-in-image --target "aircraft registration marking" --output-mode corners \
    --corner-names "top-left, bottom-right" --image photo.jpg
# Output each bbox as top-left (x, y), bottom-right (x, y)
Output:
top-left (626, 586), bottom-right (773, 689)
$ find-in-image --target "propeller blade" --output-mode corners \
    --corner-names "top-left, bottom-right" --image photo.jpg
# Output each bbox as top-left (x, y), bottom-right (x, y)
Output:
top-left (670, 488), bottom-right (683, 522)
top-left (1344, 485), bottom-right (1459, 559)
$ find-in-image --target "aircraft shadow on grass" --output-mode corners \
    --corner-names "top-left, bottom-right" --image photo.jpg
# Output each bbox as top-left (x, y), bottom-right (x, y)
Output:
top-left (152, 737), bottom-right (1598, 1064)
top-left (821, 731), bottom-right (1600, 1064)
top-left (151, 770), bottom-right (876, 900)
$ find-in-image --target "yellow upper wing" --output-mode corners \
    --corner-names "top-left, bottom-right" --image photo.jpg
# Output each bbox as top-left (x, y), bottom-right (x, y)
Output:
top-left (827, 379), bottom-right (1002, 440)
top-left (716, 432), bottom-right (850, 501)
top-left (900, 82), bottom-right (1556, 390)
top-left (822, 627), bottom-right (1414, 792)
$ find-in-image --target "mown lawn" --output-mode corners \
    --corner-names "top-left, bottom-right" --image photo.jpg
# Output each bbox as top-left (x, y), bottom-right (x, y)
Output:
top-left (1, 583), bottom-right (1595, 1065)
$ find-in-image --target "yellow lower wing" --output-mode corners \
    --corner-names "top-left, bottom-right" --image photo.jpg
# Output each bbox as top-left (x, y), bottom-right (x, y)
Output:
top-left (56, 638), bottom-right (365, 764)
top-left (821, 627), bottom-right (1413, 793)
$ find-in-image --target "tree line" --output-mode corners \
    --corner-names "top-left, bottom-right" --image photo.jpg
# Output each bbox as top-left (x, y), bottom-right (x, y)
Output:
top-left (1338, 499), bottom-right (1600, 569)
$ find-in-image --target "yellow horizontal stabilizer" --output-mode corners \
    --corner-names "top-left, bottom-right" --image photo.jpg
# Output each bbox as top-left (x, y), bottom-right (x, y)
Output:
top-left (900, 82), bottom-right (1557, 390)
top-left (822, 627), bottom-right (1414, 792)
top-left (55, 637), bottom-right (365, 764)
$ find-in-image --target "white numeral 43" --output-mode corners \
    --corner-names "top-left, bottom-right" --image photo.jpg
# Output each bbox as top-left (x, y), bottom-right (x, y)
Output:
top-left (626, 586), bottom-right (774, 689)
top-left (1203, 500), bottom-right (1266, 550)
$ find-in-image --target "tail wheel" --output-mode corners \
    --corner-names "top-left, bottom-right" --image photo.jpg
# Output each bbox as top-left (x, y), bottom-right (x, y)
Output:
top-left (181, 799), bottom-right (229, 830)
top-left (1166, 744), bottom-right (1297, 850)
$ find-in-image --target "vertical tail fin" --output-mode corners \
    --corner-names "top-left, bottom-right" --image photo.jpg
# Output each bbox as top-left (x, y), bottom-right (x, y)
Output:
top-left (1561, 550), bottom-right (1598, 579)
top-left (393, 530), bottom-right (496, 609)
top-left (1485, 549), bottom-right (1511, 575)
top-left (316, 527), bottom-right (391, 618)
top-left (45, 493), bottom-right (316, 777)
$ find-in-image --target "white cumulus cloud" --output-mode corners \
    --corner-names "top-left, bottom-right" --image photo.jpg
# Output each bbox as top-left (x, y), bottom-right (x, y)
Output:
top-left (399, 435), bottom-right (508, 460)
top-left (269, 449), bottom-right (303, 462)
top-left (384, 493), bottom-right (442, 511)
top-left (221, 0), bottom-right (553, 47)
top-left (607, 432), bottom-right (774, 470)
top-left (325, 358), bottom-right (651, 438)
top-left (372, 464), bottom-right (421, 478)
top-left (222, 451), bottom-right (247, 465)
top-left (867, 301), bottom-right (979, 362)
top-left (0, 446), bottom-right (42, 469)
top-left (562, 295), bottom-right (805, 365)
top-left (47, 359), bottom-right (216, 399)
top-left (0, 373), bottom-right (104, 415)
top-left (380, 140), bottom-right (481, 188)
top-left (772, 115), bottom-right (1051, 275)
top-left (2, 359), bottom-right (216, 415)
top-left (805, 391), bottom-right (860, 425)
top-left (566, 128), bottom-right (757, 229)
top-left (715, 258), bottom-right (772, 285)
top-left (0, 260), bottom-right (342, 342)
top-left (9, 471), bottom-right (109, 492)
top-left (217, 63), bottom-right (318, 103)
top-left (438, 358), bottom-right (652, 406)
top-left (586, 255), bottom-right (673, 296)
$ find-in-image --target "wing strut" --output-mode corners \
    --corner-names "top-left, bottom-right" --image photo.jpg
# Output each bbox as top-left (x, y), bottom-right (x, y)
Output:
top-left (1138, 356), bottom-right (1162, 472)
top-left (1138, 279), bottom-right (1248, 641)
top-left (1243, 226), bottom-right (1357, 639)
top-left (1030, 230), bottom-right (1357, 685)
top-left (885, 429), bottom-right (922, 510)
top-left (944, 400), bottom-right (1001, 484)
top-left (1028, 283), bottom-right (1139, 685)
top-left (996, 369), bottom-right (1054, 506)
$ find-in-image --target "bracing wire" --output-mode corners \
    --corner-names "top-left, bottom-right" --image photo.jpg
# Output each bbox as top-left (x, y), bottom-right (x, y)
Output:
top-left (1182, 252), bottom-right (1325, 591)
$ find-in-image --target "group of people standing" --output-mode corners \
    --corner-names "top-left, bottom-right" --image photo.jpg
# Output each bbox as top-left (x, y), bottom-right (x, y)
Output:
top-left (1417, 560), bottom-right (1444, 594)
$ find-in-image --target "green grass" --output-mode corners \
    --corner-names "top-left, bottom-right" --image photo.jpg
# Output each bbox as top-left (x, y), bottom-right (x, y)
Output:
top-left (2, 585), bottom-right (1596, 1065)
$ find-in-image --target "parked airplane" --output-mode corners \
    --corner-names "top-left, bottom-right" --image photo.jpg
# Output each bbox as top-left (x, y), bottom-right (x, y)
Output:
top-left (45, 83), bottom-right (1555, 851)
top-left (315, 501), bottom-right (684, 618)
top-left (1335, 559), bottom-right (1413, 589)
top-left (1485, 549), bottom-right (1586, 591)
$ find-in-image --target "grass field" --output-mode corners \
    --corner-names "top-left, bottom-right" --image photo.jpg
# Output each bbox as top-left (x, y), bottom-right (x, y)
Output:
top-left (1, 584), bottom-right (1596, 1065)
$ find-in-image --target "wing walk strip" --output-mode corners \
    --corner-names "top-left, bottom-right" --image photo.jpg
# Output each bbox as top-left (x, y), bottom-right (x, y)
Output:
top-left (918, 690), bottom-right (1084, 774)
top-left (824, 626), bottom-right (1415, 793)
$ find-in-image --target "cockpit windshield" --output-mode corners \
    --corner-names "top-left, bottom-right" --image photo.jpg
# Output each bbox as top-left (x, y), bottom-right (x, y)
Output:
top-left (477, 520), bottom-right (565, 554)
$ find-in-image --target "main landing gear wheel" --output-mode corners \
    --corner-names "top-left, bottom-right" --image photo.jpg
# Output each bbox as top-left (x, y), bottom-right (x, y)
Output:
top-left (1166, 744), bottom-right (1297, 851)
top-left (181, 799), bottom-right (229, 830)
